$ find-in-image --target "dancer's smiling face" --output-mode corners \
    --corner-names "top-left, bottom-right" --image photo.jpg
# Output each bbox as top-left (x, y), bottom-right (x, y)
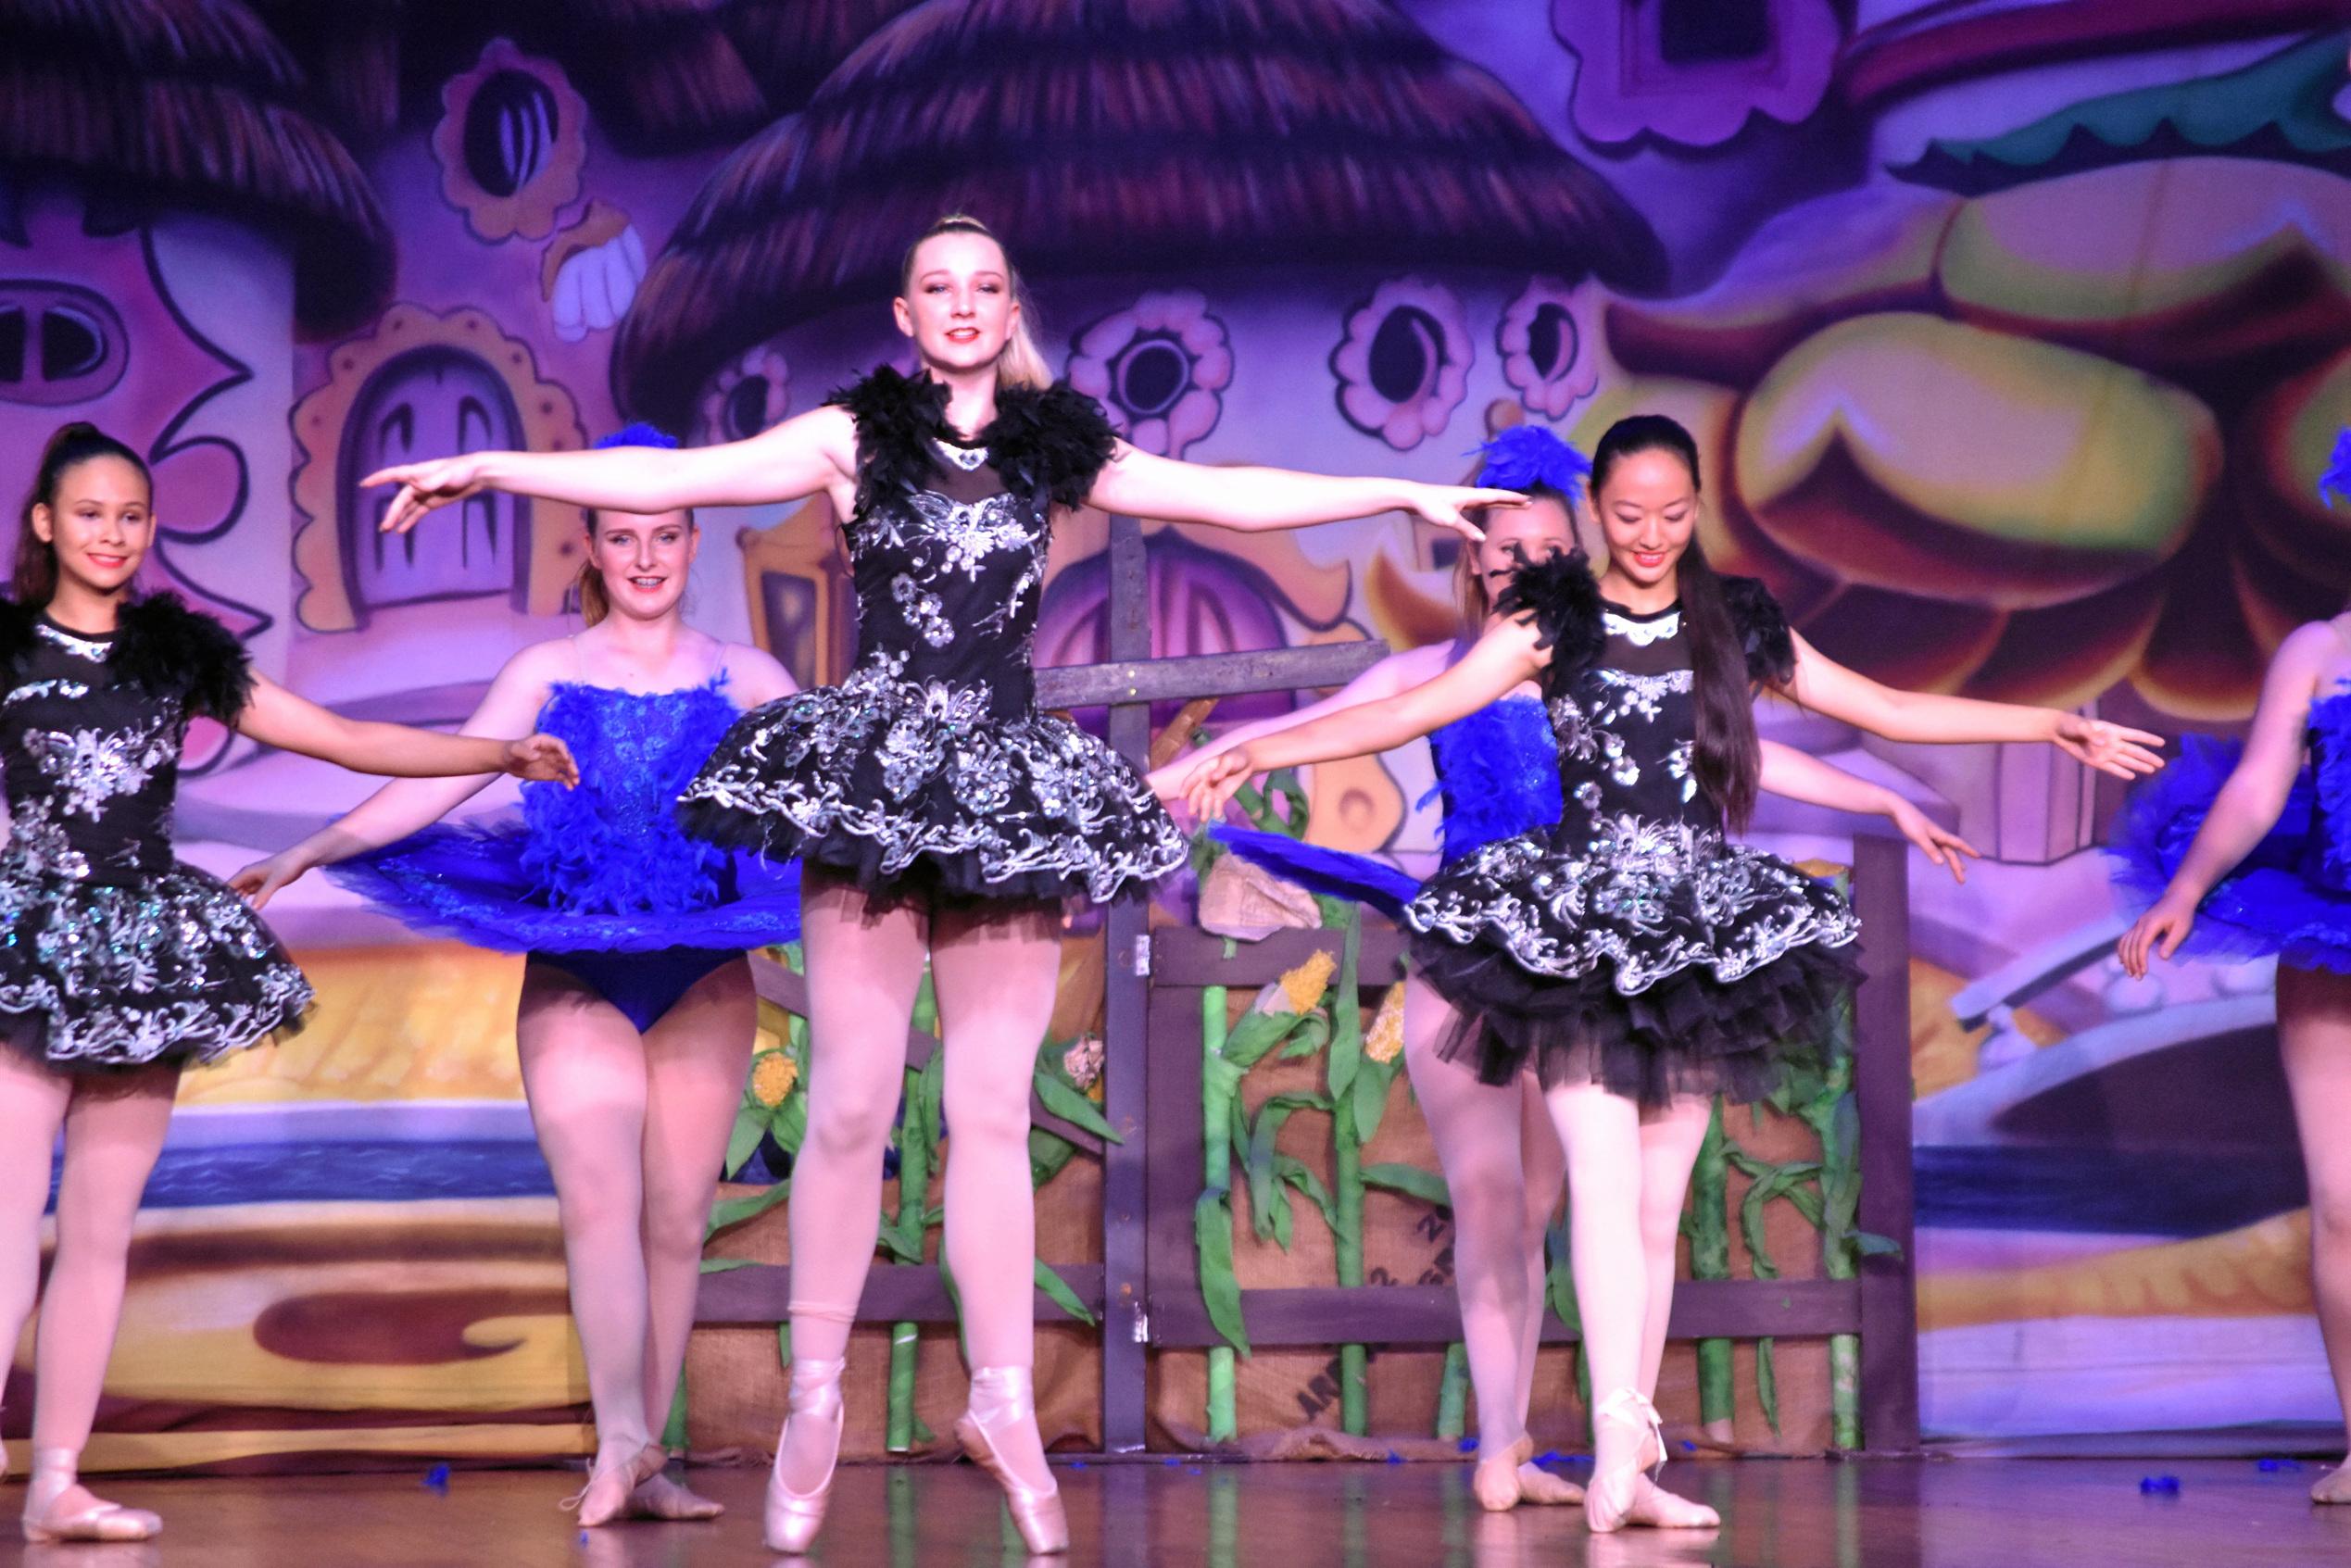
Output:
top-left (33, 455), bottom-right (151, 596)
top-left (1592, 447), bottom-right (1696, 595)
top-left (590, 509), bottom-right (697, 621)
top-left (894, 229), bottom-right (1021, 375)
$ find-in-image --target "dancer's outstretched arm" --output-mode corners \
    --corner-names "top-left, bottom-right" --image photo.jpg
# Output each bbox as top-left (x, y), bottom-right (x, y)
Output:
top-left (1176, 619), bottom-right (1544, 817)
top-left (230, 645), bottom-right (570, 907)
top-left (1757, 741), bottom-right (1978, 884)
top-left (1779, 633), bottom-right (2164, 780)
top-left (365, 408), bottom-right (858, 533)
top-left (1143, 643), bottom-right (1443, 799)
top-left (235, 673), bottom-right (573, 786)
top-left (1090, 445), bottom-right (1523, 541)
top-left (2118, 622), bottom-right (2335, 976)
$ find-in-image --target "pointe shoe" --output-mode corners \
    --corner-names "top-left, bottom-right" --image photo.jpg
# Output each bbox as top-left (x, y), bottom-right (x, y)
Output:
top-left (21, 1449), bottom-right (161, 1544)
top-left (1585, 1389), bottom-right (1662, 1534)
top-left (1510, 1435), bottom-right (1585, 1507)
top-left (1472, 1433), bottom-right (1538, 1511)
top-left (955, 1366), bottom-right (1069, 1554)
top-left (2313, 1458), bottom-right (2351, 1505)
top-left (765, 1357), bottom-right (846, 1553)
top-left (563, 1441), bottom-right (665, 1528)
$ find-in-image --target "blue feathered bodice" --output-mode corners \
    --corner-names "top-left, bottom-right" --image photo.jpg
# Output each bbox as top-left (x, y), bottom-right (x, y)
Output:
top-left (522, 681), bottom-right (739, 914)
top-left (2106, 688), bottom-right (2351, 972)
top-left (1423, 694), bottom-right (1563, 863)
top-left (330, 677), bottom-right (800, 954)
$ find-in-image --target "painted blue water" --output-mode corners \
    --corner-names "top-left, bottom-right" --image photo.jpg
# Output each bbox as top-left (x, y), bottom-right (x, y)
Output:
top-left (60, 1140), bottom-right (561, 1210)
top-left (1916, 1145), bottom-right (2307, 1236)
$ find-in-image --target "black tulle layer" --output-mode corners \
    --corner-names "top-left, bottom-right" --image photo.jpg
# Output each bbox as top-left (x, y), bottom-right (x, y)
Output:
top-left (1410, 927), bottom-right (1862, 1109)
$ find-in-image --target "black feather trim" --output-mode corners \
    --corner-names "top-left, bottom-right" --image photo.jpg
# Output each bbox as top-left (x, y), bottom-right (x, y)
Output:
top-left (115, 593), bottom-right (252, 723)
top-left (1492, 547), bottom-right (1605, 696)
top-left (0, 596), bottom-right (37, 684)
top-left (825, 368), bottom-right (1118, 515)
top-left (825, 365), bottom-right (950, 519)
top-left (1721, 575), bottom-right (1795, 688)
top-left (987, 382), bottom-right (1118, 511)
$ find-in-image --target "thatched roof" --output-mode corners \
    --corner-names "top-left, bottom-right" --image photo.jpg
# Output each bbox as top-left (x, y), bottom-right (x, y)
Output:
top-left (612, 0), bottom-right (1665, 429)
top-left (0, 0), bottom-right (393, 337)
top-left (719, 0), bottom-right (924, 114)
top-left (248, 0), bottom-right (771, 154)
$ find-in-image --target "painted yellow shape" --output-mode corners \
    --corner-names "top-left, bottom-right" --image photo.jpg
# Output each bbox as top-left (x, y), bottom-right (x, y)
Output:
top-left (1910, 959), bottom-right (2063, 1098)
top-left (181, 944), bottom-right (526, 1105)
top-left (1921, 1210), bottom-right (2314, 1330)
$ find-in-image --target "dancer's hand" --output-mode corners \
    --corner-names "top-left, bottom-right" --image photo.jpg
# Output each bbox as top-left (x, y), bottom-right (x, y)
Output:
top-left (2118, 897), bottom-right (2196, 979)
top-left (503, 733), bottom-right (580, 785)
top-left (364, 453), bottom-right (489, 534)
top-left (1887, 798), bottom-right (1980, 884)
top-left (230, 848), bottom-right (312, 910)
top-left (1177, 746), bottom-right (1262, 820)
top-left (2053, 714), bottom-right (2165, 780)
top-left (1406, 483), bottom-right (1528, 544)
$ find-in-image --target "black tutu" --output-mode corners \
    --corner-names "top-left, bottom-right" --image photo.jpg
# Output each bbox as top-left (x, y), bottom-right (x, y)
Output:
top-left (0, 868), bottom-right (313, 1069)
top-left (1404, 828), bottom-right (1860, 1106)
top-left (678, 670), bottom-right (1185, 904)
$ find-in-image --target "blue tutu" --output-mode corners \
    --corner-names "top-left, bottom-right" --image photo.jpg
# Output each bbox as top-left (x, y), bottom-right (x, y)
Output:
top-left (2106, 692), bottom-right (2351, 973)
top-left (330, 679), bottom-right (802, 960)
top-left (1213, 690), bottom-right (1562, 920)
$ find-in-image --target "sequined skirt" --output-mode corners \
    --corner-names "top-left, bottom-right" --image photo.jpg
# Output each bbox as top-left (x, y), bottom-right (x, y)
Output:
top-left (0, 863), bottom-right (312, 1069)
top-left (676, 673), bottom-right (1187, 904)
top-left (1403, 825), bottom-right (1861, 1108)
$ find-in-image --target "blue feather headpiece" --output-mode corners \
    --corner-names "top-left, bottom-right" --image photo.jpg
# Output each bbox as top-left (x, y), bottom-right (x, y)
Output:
top-left (2320, 427), bottom-right (2351, 510)
top-left (594, 422), bottom-right (680, 451)
top-left (1472, 424), bottom-right (1590, 495)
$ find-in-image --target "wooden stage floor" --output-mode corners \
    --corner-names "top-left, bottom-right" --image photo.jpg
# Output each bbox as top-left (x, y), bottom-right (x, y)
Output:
top-left (1, 1457), bottom-right (2345, 1567)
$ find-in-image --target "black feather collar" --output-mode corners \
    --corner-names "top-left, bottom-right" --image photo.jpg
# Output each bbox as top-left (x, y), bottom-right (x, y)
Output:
top-left (826, 367), bottom-right (1117, 516)
top-left (0, 593), bottom-right (252, 723)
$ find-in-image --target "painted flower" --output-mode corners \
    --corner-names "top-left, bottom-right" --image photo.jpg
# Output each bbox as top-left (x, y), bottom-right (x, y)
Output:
top-left (701, 345), bottom-right (790, 444)
top-left (1498, 279), bottom-right (1597, 420)
top-left (1553, 0), bottom-right (1841, 149)
top-left (1364, 983), bottom-right (1407, 1065)
top-left (1331, 277), bottom-right (1471, 451)
top-left (751, 1049), bottom-right (799, 1107)
top-left (1066, 289), bottom-right (1233, 457)
top-left (1062, 1035), bottom-right (1106, 1092)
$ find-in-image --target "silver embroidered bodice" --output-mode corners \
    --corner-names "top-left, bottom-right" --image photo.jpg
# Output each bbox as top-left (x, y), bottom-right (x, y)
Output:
top-left (1, 619), bottom-right (183, 886)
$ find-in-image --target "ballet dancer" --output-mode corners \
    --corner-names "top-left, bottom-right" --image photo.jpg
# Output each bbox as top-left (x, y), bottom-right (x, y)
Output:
top-left (1175, 413), bottom-right (2162, 1530)
top-left (1176, 423), bottom-right (1975, 1514)
top-left (233, 425), bottom-right (800, 1524)
top-left (0, 423), bottom-right (574, 1542)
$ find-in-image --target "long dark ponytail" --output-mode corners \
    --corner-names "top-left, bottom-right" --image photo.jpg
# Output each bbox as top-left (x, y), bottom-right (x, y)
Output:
top-left (13, 423), bottom-right (150, 607)
top-left (1590, 415), bottom-right (1763, 829)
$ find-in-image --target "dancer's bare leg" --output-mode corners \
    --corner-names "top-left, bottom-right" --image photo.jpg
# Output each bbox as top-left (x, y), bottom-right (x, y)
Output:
top-left (1540, 1083), bottom-right (1649, 1530)
top-left (2278, 964), bottom-right (2351, 1503)
top-left (632, 957), bottom-right (756, 1519)
top-left (773, 872), bottom-right (929, 1495)
top-left (1402, 980), bottom-right (1553, 1507)
top-left (0, 1046), bottom-right (73, 1418)
top-left (1622, 1095), bottom-right (1718, 1527)
top-left (1508, 1073), bottom-right (1578, 1503)
top-left (26, 1060), bottom-right (178, 1531)
top-left (516, 966), bottom-right (660, 1522)
top-left (929, 895), bottom-right (1063, 1494)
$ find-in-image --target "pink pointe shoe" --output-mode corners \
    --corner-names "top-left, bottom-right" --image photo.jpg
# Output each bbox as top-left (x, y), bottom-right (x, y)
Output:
top-left (21, 1448), bottom-right (161, 1544)
top-left (955, 1366), bottom-right (1068, 1554)
top-left (765, 1356), bottom-right (846, 1553)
